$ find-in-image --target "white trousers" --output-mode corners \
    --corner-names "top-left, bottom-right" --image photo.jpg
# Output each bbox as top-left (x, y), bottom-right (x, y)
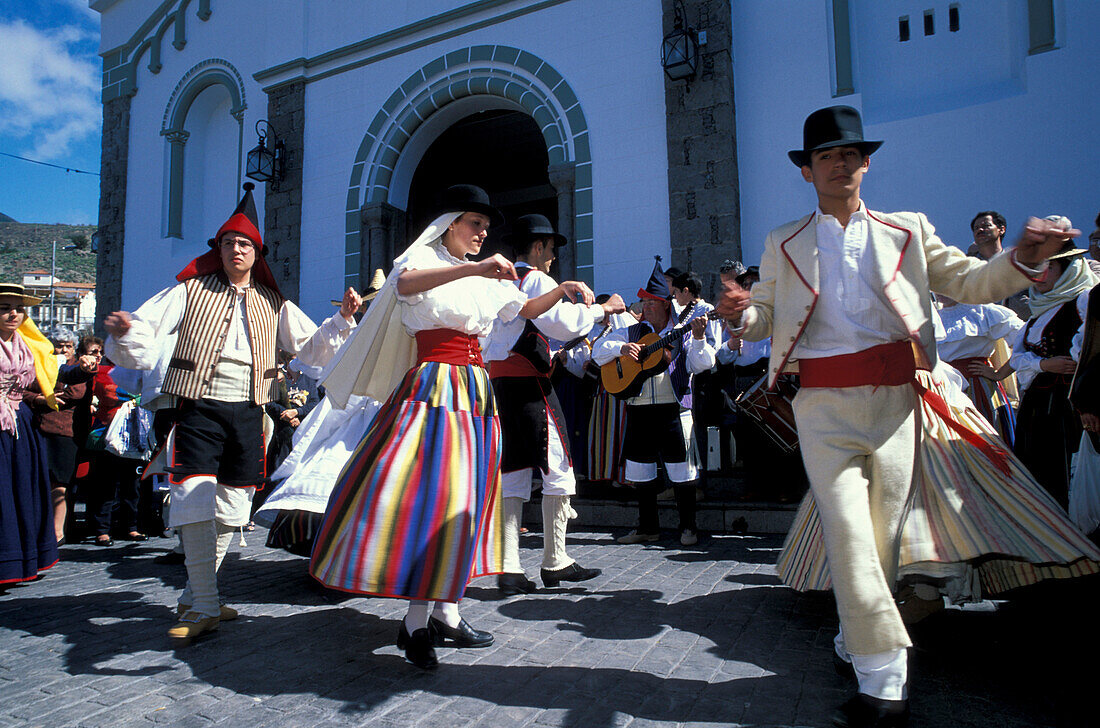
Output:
top-left (501, 410), bottom-right (576, 499)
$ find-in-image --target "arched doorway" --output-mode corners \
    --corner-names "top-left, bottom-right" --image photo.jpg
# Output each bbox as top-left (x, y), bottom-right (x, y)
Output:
top-left (406, 109), bottom-right (558, 271)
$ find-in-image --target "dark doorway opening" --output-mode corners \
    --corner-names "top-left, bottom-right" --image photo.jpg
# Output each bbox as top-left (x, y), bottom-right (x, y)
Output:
top-left (406, 109), bottom-right (558, 271)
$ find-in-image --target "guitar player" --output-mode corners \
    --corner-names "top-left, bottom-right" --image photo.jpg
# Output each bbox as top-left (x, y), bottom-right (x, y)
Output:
top-left (592, 258), bottom-right (718, 546)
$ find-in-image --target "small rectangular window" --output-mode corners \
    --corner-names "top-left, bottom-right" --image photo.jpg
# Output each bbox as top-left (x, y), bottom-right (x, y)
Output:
top-left (899, 16), bottom-right (910, 42)
top-left (1028, 0), bottom-right (1056, 54)
top-left (924, 9), bottom-right (935, 36)
top-left (948, 4), bottom-right (959, 32)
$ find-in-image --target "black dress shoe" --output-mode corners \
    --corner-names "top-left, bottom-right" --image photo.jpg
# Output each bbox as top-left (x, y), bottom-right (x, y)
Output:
top-left (428, 616), bottom-right (493, 648)
top-left (833, 652), bottom-right (856, 682)
top-left (497, 572), bottom-right (538, 596)
top-left (540, 562), bottom-right (601, 588)
top-left (397, 624), bottom-right (438, 669)
top-left (832, 694), bottom-right (909, 728)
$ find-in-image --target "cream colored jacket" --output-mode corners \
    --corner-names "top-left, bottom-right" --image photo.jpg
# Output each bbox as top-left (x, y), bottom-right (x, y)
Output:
top-left (742, 208), bottom-right (1041, 388)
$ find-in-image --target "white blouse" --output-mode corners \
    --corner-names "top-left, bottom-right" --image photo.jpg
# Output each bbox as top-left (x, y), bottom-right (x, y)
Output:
top-left (395, 238), bottom-right (526, 336)
top-left (936, 303), bottom-right (1024, 362)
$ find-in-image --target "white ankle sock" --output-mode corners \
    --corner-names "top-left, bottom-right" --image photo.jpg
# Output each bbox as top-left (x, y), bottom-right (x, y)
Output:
top-left (432, 600), bottom-right (461, 628)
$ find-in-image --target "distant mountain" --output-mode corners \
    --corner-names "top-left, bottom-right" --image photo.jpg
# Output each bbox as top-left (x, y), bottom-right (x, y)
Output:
top-left (0, 222), bottom-right (97, 283)
top-left (0, 213), bottom-right (15, 223)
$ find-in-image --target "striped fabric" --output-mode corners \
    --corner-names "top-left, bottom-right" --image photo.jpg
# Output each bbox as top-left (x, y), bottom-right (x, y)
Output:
top-left (587, 389), bottom-right (626, 482)
top-left (161, 274), bottom-right (280, 405)
top-left (777, 370), bottom-right (1100, 597)
top-left (309, 361), bottom-right (503, 602)
top-left (951, 356), bottom-right (1016, 447)
top-left (266, 510), bottom-right (321, 551)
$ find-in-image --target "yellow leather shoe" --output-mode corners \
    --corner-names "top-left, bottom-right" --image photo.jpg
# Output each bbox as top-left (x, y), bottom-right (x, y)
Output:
top-left (177, 604), bottom-right (238, 621)
top-left (168, 611), bottom-right (220, 645)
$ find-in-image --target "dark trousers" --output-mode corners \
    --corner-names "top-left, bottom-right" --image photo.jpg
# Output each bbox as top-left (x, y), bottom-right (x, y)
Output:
top-left (87, 451), bottom-right (141, 536)
top-left (636, 480), bottom-right (697, 533)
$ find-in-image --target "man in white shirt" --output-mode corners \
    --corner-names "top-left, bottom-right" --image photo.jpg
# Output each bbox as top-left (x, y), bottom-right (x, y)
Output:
top-left (718, 106), bottom-right (1074, 727)
top-left (593, 259), bottom-right (717, 547)
top-left (104, 184), bottom-right (360, 645)
top-left (485, 214), bottom-right (625, 595)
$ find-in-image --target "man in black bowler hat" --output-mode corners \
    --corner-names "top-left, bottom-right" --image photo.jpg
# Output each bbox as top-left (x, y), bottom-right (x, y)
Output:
top-left (484, 213), bottom-right (625, 595)
top-left (718, 105), bottom-right (1077, 727)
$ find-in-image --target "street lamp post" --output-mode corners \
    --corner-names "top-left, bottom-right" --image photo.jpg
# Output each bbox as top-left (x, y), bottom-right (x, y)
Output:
top-left (50, 239), bottom-right (57, 329)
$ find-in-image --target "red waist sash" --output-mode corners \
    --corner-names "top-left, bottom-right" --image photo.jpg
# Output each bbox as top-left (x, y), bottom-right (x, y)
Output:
top-left (489, 354), bottom-right (547, 379)
top-left (800, 341), bottom-right (1010, 474)
top-left (415, 329), bottom-right (484, 367)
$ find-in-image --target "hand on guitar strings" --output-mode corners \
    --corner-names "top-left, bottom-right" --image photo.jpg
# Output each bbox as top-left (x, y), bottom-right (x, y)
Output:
top-left (620, 341), bottom-right (643, 361)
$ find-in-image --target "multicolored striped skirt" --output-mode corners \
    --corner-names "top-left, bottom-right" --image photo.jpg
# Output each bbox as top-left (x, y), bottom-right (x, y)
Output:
top-left (309, 361), bottom-right (503, 602)
top-left (587, 389), bottom-right (626, 482)
top-left (777, 370), bottom-right (1100, 598)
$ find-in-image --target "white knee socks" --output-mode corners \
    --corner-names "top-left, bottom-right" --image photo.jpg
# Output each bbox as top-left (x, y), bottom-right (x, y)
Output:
top-left (541, 495), bottom-right (575, 571)
top-left (502, 497), bottom-right (525, 574)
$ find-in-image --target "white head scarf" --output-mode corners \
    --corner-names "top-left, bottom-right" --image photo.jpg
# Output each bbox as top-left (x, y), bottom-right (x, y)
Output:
top-left (320, 212), bottom-right (463, 407)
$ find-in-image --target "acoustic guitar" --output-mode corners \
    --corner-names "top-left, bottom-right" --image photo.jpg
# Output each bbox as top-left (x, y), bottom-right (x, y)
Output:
top-left (600, 311), bottom-right (716, 399)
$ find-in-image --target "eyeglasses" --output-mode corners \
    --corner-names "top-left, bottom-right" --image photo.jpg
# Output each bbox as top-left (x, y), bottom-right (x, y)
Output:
top-left (85, 348), bottom-right (103, 355)
top-left (220, 239), bottom-right (256, 251)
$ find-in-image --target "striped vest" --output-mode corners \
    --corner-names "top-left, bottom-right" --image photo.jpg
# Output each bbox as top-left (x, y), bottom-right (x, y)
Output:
top-left (161, 273), bottom-right (282, 404)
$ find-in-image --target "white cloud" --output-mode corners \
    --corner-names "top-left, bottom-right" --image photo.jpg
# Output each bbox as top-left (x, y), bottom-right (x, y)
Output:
top-left (0, 19), bottom-right (100, 161)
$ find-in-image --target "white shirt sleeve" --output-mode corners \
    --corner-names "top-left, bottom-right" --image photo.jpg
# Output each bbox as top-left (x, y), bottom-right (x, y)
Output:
top-left (1072, 290), bottom-right (1090, 362)
top-left (561, 344), bottom-right (590, 378)
top-left (984, 303), bottom-right (1026, 343)
top-left (278, 301), bottom-right (356, 369)
top-left (523, 271), bottom-right (603, 341)
top-left (105, 284), bottom-right (187, 370)
top-left (1008, 322), bottom-right (1043, 392)
top-left (592, 325), bottom-right (630, 365)
top-left (685, 336), bottom-right (717, 374)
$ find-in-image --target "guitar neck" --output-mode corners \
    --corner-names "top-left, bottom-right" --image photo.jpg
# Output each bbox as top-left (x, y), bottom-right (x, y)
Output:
top-left (638, 311), bottom-right (715, 358)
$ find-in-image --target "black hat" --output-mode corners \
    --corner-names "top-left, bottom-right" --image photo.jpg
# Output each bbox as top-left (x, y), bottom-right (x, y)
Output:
top-left (735, 265), bottom-right (760, 286)
top-left (438, 184), bottom-right (504, 228)
top-left (638, 256), bottom-right (672, 302)
top-left (787, 105), bottom-right (883, 167)
top-left (504, 213), bottom-right (567, 248)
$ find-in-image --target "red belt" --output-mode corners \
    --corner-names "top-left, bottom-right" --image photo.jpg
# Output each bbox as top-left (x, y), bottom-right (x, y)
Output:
top-left (489, 354), bottom-right (546, 379)
top-left (948, 356), bottom-right (990, 374)
top-left (800, 341), bottom-right (1010, 474)
top-left (415, 329), bottom-right (484, 367)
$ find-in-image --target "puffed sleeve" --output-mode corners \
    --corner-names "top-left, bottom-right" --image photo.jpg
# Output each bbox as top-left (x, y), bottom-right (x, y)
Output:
top-left (486, 279), bottom-right (526, 323)
top-left (394, 244), bottom-right (446, 305)
top-left (105, 284), bottom-right (187, 371)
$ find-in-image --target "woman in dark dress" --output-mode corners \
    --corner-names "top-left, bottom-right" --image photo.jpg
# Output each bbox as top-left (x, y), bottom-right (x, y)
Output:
top-left (1010, 228), bottom-right (1099, 508)
top-left (0, 283), bottom-right (94, 585)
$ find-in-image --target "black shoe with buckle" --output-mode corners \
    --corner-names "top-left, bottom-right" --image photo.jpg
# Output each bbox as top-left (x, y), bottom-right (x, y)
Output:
top-left (428, 616), bottom-right (494, 648)
top-left (540, 562), bottom-right (601, 588)
top-left (397, 623), bottom-right (438, 669)
top-left (832, 694), bottom-right (909, 728)
top-left (497, 572), bottom-right (538, 596)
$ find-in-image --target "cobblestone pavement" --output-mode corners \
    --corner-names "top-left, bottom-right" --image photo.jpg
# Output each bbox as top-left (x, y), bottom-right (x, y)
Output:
top-left (1, 528), bottom-right (1095, 728)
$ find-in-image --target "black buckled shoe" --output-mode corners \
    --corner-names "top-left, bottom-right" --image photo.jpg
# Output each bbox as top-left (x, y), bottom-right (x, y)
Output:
top-left (497, 572), bottom-right (538, 596)
top-left (832, 694), bottom-right (909, 728)
top-left (428, 616), bottom-right (494, 648)
top-left (397, 623), bottom-right (438, 669)
top-left (540, 562), bottom-right (601, 588)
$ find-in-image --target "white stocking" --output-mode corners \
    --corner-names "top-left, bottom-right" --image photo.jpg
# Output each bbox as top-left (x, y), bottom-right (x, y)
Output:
top-left (432, 600), bottom-right (461, 628)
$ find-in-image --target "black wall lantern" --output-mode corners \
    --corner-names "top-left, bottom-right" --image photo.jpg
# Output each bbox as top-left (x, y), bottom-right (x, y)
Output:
top-left (661, 0), bottom-right (699, 81)
top-left (246, 120), bottom-right (285, 189)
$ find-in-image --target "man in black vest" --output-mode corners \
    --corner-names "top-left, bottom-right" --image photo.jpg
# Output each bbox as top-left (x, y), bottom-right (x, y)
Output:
top-left (484, 214), bottom-right (624, 595)
top-left (105, 184), bottom-right (360, 644)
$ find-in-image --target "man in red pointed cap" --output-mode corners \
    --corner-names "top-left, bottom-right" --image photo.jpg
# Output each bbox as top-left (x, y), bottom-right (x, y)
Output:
top-left (105, 183), bottom-right (362, 645)
top-left (592, 256), bottom-right (716, 547)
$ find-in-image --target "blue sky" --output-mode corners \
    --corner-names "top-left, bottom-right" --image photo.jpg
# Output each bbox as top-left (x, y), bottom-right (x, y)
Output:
top-left (0, 0), bottom-right (101, 225)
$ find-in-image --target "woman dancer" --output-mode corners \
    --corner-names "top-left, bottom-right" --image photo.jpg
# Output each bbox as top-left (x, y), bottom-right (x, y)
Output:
top-left (936, 295), bottom-right (1023, 446)
top-left (310, 185), bottom-right (593, 669)
top-left (1010, 219), bottom-right (1098, 508)
top-left (1, 283), bottom-right (94, 586)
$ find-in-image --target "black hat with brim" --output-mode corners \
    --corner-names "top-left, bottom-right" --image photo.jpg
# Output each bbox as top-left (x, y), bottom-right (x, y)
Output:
top-left (788, 105), bottom-right (883, 167)
top-left (504, 213), bottom-right (567, 248)
top-left (439, 184), bottom-right (504, 228)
